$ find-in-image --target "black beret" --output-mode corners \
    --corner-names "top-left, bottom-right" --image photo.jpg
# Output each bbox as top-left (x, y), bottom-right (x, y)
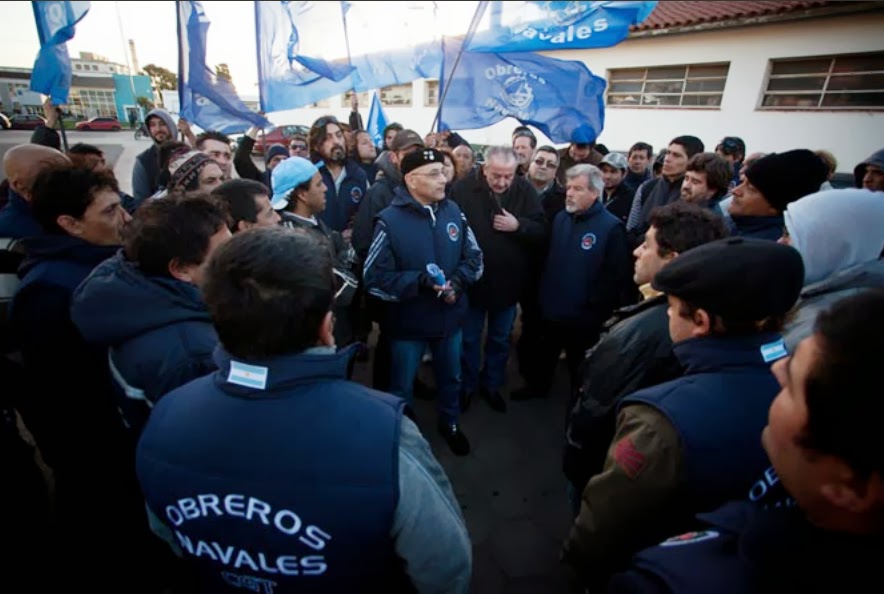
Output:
top-left (652, 237), bottom-right (804, 321)
top-left (744, 149), bottom-right (828, 212)
top-left (400, 148), bottom-right (446, 177)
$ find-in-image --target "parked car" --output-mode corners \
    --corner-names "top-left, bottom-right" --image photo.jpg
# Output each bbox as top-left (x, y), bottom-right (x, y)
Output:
top-left (75, 117), bottom-right (122, 131)
top-left (252, 124), bottom-right (309, 155)
top-left (0, 113), bottom-right (10, 130)
top-left (9, 114), bottom-right (47, 130)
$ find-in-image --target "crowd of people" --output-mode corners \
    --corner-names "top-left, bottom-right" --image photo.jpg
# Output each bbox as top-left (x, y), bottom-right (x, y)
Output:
top-left (1, 97), bottom-right (883, 592)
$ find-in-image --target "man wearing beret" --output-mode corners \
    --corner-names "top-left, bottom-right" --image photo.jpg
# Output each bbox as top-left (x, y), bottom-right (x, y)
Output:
top-left (729, 149), bottom-right (829, 241)
top-left (562, 237), bottom-right (805, 589)
top-left (364, 148), bottom-right (484, 456)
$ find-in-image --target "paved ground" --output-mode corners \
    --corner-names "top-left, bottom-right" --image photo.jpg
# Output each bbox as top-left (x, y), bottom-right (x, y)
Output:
top-left (351, 327), bottom-right (584, 594)
top-left (2, 126), bottom-right (584, 592)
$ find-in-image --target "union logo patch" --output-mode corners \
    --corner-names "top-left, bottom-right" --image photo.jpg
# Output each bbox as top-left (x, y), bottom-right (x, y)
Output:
top-left (659, 530), bottom-right (720, 547)
top-left (580, 232), bottom-right (597, 251)
top-left (350, 186), bottom-right (363, 204)
top-left (447, 222), bottom-right (460, 242)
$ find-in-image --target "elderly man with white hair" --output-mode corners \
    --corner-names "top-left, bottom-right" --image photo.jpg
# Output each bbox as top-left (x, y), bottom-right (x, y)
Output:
top-left (512, 163), bottom-right (635, 402)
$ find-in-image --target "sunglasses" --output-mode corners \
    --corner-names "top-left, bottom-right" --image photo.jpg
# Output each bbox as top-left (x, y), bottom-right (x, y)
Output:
top-left (290, 144), bottom-right (308, 151)
top-left (533, 158), bottom-right (558, 170)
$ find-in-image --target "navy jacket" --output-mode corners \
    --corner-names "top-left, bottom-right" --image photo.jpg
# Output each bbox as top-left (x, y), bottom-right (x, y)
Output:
top-left (540, 201), bottom-right (633, 330)
top-left (610, 501), bottom-right (884, 594)
top-left (621, 333), bottom-right (786, 518)
top-left (364, 187), bottom-right (483, 340)
top-left (10, 235), bottom-right (120, 466)
top-left (137, 345), bottom-right (411, 593)
top-left (71, 252), bottom-right (218, 433)
top-left (318, 159), bottom-right (368, 232)
top-left (732, 214), bottom-right (784, 241)
top-left (0, 191), bottom-right (43, 239)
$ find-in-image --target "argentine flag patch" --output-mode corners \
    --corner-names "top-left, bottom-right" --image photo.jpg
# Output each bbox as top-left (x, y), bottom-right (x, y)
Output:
top-left (228, 360), bottom-right (269, 390)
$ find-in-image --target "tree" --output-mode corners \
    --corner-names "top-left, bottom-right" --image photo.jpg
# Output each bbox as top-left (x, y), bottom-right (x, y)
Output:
top-left (215, 63), bottom-right (232, 83)
top-left (136, 96), bottom-right (155, 110)
top-left (144, 64), bottom-right (177, 91)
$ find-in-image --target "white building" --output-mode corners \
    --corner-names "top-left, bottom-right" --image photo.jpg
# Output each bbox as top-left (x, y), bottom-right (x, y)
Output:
top-left (72, 51), bottom-right (129, 77)
top-left (269, 0), bottom-right (883, 173)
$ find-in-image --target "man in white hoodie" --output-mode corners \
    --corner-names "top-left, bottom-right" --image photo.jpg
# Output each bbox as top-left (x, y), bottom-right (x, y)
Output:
top-left (781, 188), bottom-right (884, 351)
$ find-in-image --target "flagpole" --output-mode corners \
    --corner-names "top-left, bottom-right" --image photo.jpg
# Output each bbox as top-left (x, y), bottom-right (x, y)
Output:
top-left (340, 1), bottom-right (354, 93)
top-left (431, 1), bottom-right (489, 134)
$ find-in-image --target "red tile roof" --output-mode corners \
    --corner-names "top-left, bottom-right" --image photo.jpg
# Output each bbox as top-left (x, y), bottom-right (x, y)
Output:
top-left (632, 1), bottom-right (836, 31)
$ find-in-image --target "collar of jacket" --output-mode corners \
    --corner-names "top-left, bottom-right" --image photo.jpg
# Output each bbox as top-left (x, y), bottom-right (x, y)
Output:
top-left (320, 157), bottom-right (361, 181)
top-left (801, 259), bottom-right (884, 299)
top-left (212, 343), bottom-right (361, 395)
top-left (570, 199), bottom-right (605, 221)
top-left (603, 292), bottom-right (667, 331)
top-left (6, 189), bottom-right (30, 211)
top-left (639, 283), bottom-right (662, 300)
top-left (731, 213), bottom-right (784, 235)
top-left (18, 234), bottom-right (119, 275)
top-left (672, 332), bottom-right (784, 374)
top-left (391, 185), bottom-right (439, 214)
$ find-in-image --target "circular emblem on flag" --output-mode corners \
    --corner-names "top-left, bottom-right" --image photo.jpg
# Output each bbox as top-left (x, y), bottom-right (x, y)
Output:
top-left (580, 232), bottom-right (597, 251)
top-left (350, 186), bottom-right (363, 204)
top-left (660, 530), bottom-right (720, 547)
top-left (447, 222), bottom-right (460, 242)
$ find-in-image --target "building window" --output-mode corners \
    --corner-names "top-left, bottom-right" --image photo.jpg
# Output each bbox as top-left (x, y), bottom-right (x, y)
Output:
top-left (425, 80), bottom-right (439, 107)
top-left (72, 88), bottom-right (117, 118)
top-left (761, 51), bottom-right (884, 110)
top-left (607, 63), bottom-right (729, 109)
top-left (75, 64), bottom-right (82, 70)
top-left (340, 90), bottom-right (370, 109)
top-left (380, 83), bottom-right (412, 107)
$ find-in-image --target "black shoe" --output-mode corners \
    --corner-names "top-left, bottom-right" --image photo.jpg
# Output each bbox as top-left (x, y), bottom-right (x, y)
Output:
top-left (413, 378), bottom-right (436, 401)
top-left (510, 385), bottom-right (546, 401)
top-left (480, 387), bottom-right (507, 413)
top-left (438, 421), bottom-right (471, 456)
top-left (459, 389), bottom-right (475, 413)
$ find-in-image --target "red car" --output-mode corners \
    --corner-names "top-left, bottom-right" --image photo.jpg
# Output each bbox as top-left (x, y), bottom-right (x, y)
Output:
top-left (75, 117), bottom-right (122, 131)
top-left (252, 124), bottom-right (309, 155)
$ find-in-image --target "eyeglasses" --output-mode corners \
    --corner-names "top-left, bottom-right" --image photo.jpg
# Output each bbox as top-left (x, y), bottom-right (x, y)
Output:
top-left (533, 158), bottom-right (558, 170)
top-left (410, 169), bottom-right (446, 178)
top-left (290, 144), bottom-right (308, 151)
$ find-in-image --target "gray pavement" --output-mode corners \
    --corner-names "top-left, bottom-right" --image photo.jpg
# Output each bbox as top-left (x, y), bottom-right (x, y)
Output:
top-left (350, 328), bottom-right (584, 594)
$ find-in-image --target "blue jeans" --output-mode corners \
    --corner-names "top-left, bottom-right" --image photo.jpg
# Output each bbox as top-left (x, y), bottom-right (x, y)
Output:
top-left (390, 331), bottom-right (462, 424)
top-left (461, 305), bottom-right (517, 394)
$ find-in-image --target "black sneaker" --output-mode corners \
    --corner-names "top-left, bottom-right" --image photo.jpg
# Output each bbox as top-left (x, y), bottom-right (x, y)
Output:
top-left (413, 378), bottom-right (436, 401)
top-left (438, 421), bottom-right (471, 456)
top-left (481, 387), bottom-right (507, 413)
top-left (510, 385), bottom-right (546, 401)
top-left (459, 389), bottom-right (475, 413)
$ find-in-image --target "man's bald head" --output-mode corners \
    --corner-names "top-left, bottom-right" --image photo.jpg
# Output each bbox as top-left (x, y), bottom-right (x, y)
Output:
top-left (3, 144), bottom-right (71, 201)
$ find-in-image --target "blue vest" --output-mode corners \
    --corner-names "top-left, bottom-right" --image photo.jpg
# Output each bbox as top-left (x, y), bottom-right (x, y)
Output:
top-left (377, 189), bottom-right (469, 339)
top-left (540, 200), bottom-right (622, 327)
top-left (318, 159), bottom-right (367, 232)
top-left (621, 334), bottom-right (785, 514)
top-left (136, 345), bottom-right (409, 593)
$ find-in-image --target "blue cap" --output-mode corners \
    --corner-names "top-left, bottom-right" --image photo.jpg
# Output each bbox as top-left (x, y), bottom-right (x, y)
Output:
top-left (270, 157), bottom-right (323, 210)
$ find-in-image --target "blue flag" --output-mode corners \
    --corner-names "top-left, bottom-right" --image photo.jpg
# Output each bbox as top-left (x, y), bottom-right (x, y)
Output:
top-left (30, 1), bottom-right (90, 104)
top-left (467, 1), bottom-right (657, 52)
top-left (256, 1), bottom-right (451, 111)
top-left (178, 1), bottom-right (269, 134)
top-left (365, 92), bottom-right (388, 149)
top-left (439, 38), bottom-right (606, 144)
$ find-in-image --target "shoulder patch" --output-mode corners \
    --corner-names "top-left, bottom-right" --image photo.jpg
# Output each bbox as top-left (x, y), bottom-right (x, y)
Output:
top-left (613, 437), bottom-right (646, 479)
top-left (659, 530), bottom-right (720, 547)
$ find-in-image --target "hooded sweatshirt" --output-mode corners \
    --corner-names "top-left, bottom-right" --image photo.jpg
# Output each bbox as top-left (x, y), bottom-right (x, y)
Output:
top-left (783, 189), bottom-right (884, 350)
top-left (854, 148), bottom-right (884, 189)
top-left (132, 108), bottom-right (178, 200)
top-left (785, 189), bottom-right (884, 285)
top-left (71, 251), bottom-right (218, 409)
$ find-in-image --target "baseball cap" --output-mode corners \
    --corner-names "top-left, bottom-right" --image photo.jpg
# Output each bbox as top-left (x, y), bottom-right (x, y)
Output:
top-left (390, 129), bottom-right (425, 152)
top-left (270, 157), bottom-right (324, 210)
top-left (600, 152), bottom-right (628, 171)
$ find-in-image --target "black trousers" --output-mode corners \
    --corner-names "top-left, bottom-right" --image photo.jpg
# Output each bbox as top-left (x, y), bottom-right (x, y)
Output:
top-left (531, 319), bottom-right (600, 399)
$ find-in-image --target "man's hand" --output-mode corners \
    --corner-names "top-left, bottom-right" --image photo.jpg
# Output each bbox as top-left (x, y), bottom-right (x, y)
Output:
top-left (42, 97), bottom-right (59, 128)
top-left (493, 208), bottom-right (520, 232)
top-left (341, 228), bottom-right (353, 241)
top-left (178, 118), bottom-right (196, 145)
top-left (350, 93), bottom-right (358, 111)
